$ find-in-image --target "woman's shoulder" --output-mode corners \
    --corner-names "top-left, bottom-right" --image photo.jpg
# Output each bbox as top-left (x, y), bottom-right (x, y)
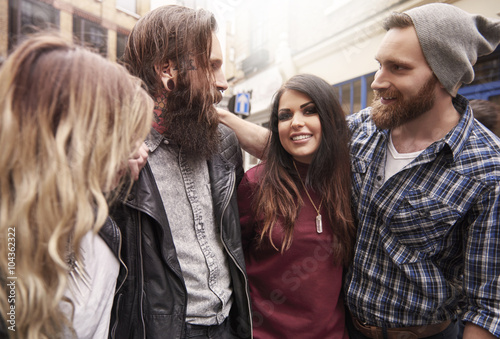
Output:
top-left (243, 162), bottom-right (266, 183)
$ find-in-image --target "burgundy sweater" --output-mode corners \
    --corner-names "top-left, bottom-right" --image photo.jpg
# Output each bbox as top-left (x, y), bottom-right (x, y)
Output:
top-left (237, 162), bottom-right (348, 339)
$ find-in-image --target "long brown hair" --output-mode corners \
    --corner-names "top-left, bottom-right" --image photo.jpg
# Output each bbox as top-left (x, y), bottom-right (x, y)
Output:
top-left (123, 5), bottom-right (217, 114)
top-left (254, 74), bottom-right (355, 266)
top-left (0, 33), bottom-right (152, 338)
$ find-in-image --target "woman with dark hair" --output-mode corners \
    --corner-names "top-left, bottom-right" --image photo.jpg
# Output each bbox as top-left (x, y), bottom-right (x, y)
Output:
top-left (237, 74), bottom-right (355, 338)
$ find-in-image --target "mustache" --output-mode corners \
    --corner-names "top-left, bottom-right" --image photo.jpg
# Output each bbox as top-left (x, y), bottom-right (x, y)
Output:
top-left (213, 89), bottom-right (223, 105)
top-left (373, 89), bottom-right (400, 99)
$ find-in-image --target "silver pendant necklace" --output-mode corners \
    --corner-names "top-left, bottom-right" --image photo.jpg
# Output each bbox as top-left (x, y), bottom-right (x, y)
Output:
top-left (293, 160), bottom-right (323, 233)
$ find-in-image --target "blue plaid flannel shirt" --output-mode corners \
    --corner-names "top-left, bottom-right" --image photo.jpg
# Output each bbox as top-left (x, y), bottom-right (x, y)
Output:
top-left (344, 95), bottom-right (500, 337)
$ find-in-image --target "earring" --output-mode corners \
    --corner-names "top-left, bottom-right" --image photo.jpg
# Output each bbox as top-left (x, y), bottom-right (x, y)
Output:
top-left (167, 79), bottom-right (175, 91)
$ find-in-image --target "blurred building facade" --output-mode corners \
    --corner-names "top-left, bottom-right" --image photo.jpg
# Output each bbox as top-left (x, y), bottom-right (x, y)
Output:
top-left (0, 0), bottom-right (150, 61)
top-left (221, 0), bottom-right (500, 169)
top-left (1, 0), bottom-right (498, 169)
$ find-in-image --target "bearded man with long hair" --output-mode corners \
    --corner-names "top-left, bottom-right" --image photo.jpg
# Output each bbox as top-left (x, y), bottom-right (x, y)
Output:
top-left (109, 5), bottom-right (252, 339)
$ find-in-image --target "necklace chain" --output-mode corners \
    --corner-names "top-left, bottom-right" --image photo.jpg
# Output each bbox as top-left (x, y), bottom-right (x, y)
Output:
top-left (293, 160), bottom-right (323, 233)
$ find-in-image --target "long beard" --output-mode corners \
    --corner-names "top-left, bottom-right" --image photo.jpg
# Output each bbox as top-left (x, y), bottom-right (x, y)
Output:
top-left (371, 75), bottom-right (438, 130)
top-left (159, 85), bottom-right (221, 159)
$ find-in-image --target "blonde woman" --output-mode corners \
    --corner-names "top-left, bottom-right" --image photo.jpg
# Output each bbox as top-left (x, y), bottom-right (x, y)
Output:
top-left (0, 34), bottom-right (153, 338)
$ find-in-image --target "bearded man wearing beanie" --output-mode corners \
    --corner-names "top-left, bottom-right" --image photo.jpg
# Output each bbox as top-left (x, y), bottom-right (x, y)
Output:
top-left (343, 3), bottom-right (500, 339)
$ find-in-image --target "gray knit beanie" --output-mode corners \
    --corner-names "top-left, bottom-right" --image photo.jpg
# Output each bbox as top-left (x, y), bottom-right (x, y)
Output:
top-left (404, 3), bottom-right (500, 97)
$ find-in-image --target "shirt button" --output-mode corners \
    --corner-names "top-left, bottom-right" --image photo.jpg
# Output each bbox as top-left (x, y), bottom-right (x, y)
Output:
top-left (376, 175), bottom-right (382, 181)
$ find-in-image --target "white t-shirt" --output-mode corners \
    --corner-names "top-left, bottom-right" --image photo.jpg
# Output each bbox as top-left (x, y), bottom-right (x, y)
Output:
top-left (60, 231), bottom-right (119, 339)
top-left (384, 134), bottom-right (422, 183)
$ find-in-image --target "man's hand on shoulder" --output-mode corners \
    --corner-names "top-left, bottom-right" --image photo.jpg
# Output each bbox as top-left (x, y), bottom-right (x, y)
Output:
top-left (128, 142), bottom-right (149, 181)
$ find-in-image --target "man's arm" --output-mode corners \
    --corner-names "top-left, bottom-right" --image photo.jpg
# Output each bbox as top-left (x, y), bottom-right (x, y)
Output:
top-left (462, 185), bottom-right (500, 338)
top-left (463, 323), bottom-right (497, 339)
top-left (217, 108), bottom-right (270, 160)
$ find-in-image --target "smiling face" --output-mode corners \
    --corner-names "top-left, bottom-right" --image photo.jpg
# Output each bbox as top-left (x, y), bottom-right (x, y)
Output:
top-left (370, 26), bottom-right (439, 129)
top-left (277, 89), bottom-right (322, 164)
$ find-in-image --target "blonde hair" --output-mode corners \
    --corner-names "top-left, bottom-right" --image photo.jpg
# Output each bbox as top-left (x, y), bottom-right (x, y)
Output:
top-left (0, 33), bottom-right (153, 338)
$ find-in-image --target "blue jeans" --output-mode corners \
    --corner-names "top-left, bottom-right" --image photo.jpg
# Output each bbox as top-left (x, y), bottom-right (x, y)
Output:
top-left (456, 320), bottom-right (464, 339)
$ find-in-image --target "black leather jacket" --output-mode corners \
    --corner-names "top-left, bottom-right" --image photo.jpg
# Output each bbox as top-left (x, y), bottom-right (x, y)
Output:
top-left (108, 126), bottom-right (252, 339)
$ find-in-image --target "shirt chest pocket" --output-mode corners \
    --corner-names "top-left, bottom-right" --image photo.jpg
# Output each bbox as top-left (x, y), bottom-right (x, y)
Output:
top-left (350, 158), bottom-right (368, 203)
top-left (384, 190), bottom-right (464, 264)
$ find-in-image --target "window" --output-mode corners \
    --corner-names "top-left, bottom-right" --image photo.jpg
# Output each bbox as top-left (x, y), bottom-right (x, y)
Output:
top-left (366, 73), bottom-right (375, 107)
top-left (340, 83), bottom-right (351, 115)
top-left (116, 32), bottom-right (128, 61)
top-left (8, 0), bottom-right (59, 49)
top-left (334, 72), bottom-right (375, 115)
top-left (352, 79), bottom-right (362, 114)
top-left (469, 47), bottom-right (500, 85)
top-left (73, 15), bottom-right (107, 56)
top-left (116, 0), bottom-right (137, 14)
top-left (458, 46), bottom-right (500, 103)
